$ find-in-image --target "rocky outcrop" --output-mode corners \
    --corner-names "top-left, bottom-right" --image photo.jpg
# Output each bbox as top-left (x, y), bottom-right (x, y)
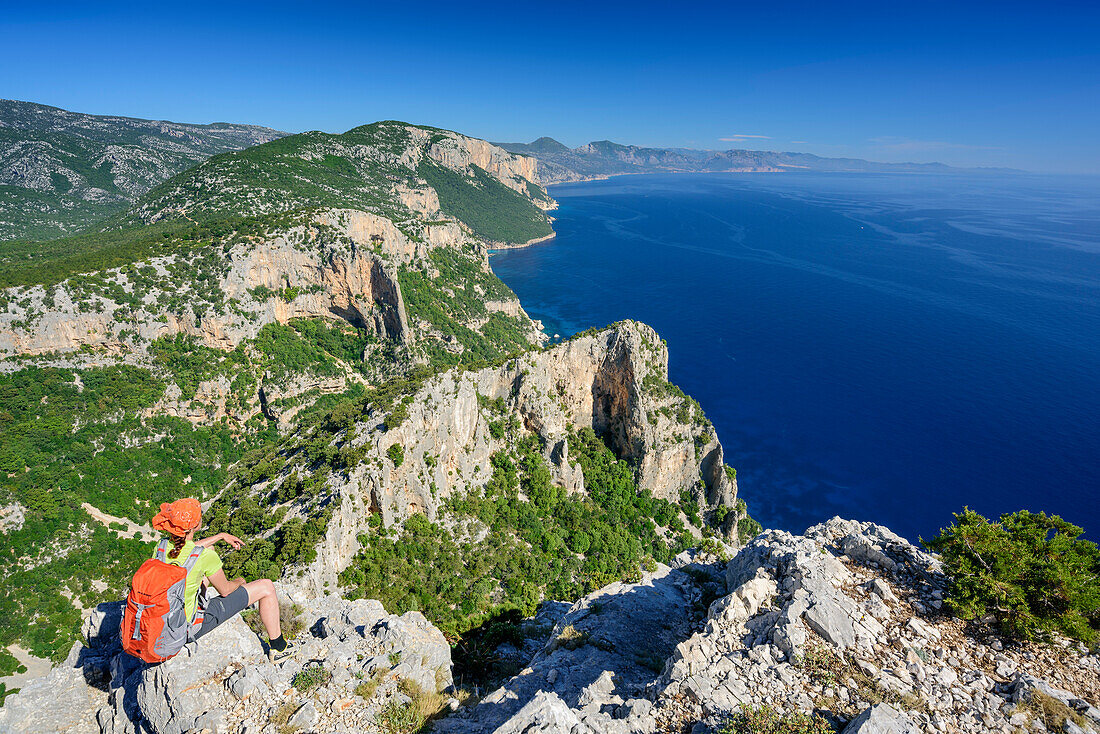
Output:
top-left (0, 641), bottom-right (107, 733)
top-left (436, 555), bottom-right (720, 734)
top-left (845, 703), bottom-right (920, 733)
top-left (276, 321), bottom-right (740, 592)
top-left (0, 592), bottom-right (454, 734)
top-left (443, 518), bottom-right (1100, 734)
top-left (0, 503), bottom-right (24, 534)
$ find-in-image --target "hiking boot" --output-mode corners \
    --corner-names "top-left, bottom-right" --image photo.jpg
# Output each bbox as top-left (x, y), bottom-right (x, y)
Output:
top-left (268, 638), bottom-right (299, 664)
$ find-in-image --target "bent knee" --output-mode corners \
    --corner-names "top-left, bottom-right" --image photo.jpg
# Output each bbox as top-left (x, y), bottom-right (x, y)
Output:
top-left (245, 578), bottom-right (276, 602)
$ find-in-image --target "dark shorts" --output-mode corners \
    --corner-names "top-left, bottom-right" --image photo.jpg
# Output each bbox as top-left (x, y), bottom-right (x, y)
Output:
top-left (194, 586), bottom-right (250, 640)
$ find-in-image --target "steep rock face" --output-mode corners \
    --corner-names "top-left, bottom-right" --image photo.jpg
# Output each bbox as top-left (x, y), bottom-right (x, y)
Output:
top-left (0, 209), bottom-right (432, 357)
top-left (287, 321), bottom-right (739, 592)
top-left (425, 132), bottom-right (542, 199)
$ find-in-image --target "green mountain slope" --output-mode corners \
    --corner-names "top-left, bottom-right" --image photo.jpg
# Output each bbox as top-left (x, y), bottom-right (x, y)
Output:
top-left (0, 100), bottom-right (286, 241)
top-left (126, 121), bottom-right (553, 244)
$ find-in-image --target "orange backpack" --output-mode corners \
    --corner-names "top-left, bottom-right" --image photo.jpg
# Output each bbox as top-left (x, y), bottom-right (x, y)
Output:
top-left (120, 540), bottom-right (205, 663)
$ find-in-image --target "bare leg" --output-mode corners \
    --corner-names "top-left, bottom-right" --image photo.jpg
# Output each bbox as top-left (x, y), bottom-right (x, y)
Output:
top-left (244, 579), bottom-right (281, 639)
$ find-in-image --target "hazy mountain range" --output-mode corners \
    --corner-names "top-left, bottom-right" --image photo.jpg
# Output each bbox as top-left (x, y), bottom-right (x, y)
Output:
top-left (496, 136), bottom-right (1013, 183)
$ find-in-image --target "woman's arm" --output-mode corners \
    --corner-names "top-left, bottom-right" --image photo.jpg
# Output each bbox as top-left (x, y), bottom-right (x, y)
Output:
top-left (194, 533), bottom-right (244, 549)
top-left (206, 568), bottom-right (246, 597)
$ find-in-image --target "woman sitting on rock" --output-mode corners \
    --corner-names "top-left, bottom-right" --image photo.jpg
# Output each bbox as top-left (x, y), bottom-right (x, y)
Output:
top-left (127, 498), bottom-right (297, 663)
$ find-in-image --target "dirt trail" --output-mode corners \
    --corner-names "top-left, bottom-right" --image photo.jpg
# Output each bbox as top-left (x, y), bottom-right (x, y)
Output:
top-left (81, 502), bottom-right (158, 543)
top-left (0, 645), bottom-right (51, 691)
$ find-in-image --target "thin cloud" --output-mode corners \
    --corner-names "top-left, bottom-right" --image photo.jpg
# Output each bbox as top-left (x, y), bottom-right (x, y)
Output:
top-left (720, 134), bottom-right (771, 141)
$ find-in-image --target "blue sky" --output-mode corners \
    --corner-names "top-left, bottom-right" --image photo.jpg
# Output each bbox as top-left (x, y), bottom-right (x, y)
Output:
top-left (3, 1), bottom-right (1098, 172)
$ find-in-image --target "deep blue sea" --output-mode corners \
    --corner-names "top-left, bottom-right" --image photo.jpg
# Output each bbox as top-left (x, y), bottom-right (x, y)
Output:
top-left (490, 172), bottom-right (1100, 543)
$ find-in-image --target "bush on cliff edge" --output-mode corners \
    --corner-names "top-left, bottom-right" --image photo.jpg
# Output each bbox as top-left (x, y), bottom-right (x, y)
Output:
top-left (925, 508), bottom-right (1100, 644)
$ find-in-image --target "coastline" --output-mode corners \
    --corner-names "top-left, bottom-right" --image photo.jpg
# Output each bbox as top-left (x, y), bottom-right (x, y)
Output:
top-left (488, 231), bottom-right (557, 251)
top-left (535, 167), bottom-right (790, 186)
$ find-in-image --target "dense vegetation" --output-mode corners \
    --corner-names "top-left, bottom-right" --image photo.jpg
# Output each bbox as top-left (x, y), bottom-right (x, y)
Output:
top-left (399, 245), bottom-right (534, 366)
top-left (925, 508), bottom-right (1100, 644)
top-left (338, 427), bottom-right (699, 640)
top-left (416, 160), bottom-right (552, 244)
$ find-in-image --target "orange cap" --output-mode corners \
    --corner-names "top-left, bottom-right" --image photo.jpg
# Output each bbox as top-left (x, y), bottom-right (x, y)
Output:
top-left (151, 498), bottom-right (202, 536)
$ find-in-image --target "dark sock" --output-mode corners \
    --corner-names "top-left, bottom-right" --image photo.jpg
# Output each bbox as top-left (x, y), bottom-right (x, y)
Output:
top-left (270, 635), bottom-right (287, 652)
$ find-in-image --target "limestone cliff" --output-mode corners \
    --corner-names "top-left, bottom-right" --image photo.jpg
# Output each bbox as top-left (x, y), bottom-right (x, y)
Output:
top-left (218, 321), bottom-right (742, 595)
top-left (0, 204), bottom-right (543, 426)
top-left (0, 210), bottom-right (416, 356)
top-left (423, 131), bottom-right (546, 206)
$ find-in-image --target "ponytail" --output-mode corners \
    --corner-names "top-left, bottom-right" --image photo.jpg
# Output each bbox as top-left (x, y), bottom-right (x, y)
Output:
top-left (167, 533), bottom-right (187, 560)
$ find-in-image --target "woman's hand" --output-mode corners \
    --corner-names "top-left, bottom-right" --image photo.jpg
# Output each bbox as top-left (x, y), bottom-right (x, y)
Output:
top-left (195, 532), bottom-right (244, 549)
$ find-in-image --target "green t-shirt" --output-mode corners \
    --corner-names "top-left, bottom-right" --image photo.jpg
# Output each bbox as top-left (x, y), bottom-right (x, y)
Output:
top-left (153, 540), bottom-right (223, 622)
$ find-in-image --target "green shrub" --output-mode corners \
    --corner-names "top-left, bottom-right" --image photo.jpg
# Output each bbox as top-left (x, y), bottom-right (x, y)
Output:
top-left (795, 640), bottom-right (840, 686)
top-left (738, 515), bottom-right (763, 545)
top-left (925, 508), bottom-right (1100, 643)
top-left (292, 664), bottom-right (332, 692)
top-left (719, 704), bottom-right (832, 734)
top-left (0, 647), bottom-right (26, 678)
top-left (387, 443), bottom-right (405, 468)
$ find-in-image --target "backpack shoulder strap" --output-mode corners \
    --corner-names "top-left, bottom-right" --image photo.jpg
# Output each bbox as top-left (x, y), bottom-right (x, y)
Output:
top-left (182, 545), bottom-right (205, 572)
top-left (154, 539), bottom-right (169, 561)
